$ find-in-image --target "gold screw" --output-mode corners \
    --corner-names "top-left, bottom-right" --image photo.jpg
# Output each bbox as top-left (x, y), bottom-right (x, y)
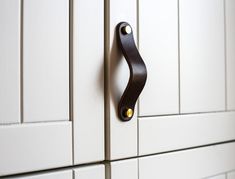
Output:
top-left (122, 25), bottom-right (132, 35)
top-left (125, 108), bottom-right (133, 118)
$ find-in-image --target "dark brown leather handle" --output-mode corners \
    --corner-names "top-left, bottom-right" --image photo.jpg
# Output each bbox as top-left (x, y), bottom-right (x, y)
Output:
top-left (116, 22), bottom-right (147, 121)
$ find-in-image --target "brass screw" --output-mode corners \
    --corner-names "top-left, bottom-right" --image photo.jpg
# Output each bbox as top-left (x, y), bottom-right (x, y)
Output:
top-left (125, 108), bottom-right (133, 118)
top-left (122, 25), bottom-right (132, 35)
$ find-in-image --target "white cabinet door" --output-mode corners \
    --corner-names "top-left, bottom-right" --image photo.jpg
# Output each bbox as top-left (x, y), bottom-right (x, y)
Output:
top-left (74, 165), bottom-right (105, 179)
top-left (106, 0), bottom-right (235, 159)
top-left (0, 0), bottom-right (73, 176)
top-left (0, 0), bottom-right (104, 176)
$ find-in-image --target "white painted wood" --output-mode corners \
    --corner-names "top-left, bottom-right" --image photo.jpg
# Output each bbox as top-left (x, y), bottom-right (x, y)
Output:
top-left (206, 174), bottom-right (226, 179)
top-left (74, 165), bottom-right (105, 179)
top-left (139, 112), bottom-right (235, 155)
top-left (226, 0), bottom-right (235, 110)
top-left (8, 170), bottom-right (73, 179)
top-left (228, 171), bottom-right (235, 179)
top-left (180, 0), bottom-right (226, 113)
top-left (0, 122), bottom-right (72, 176)
top-left (108, 159), bottom-right (138, 179)
top-left (0, 0), bottom-right (20, 124)
top-left (23, 0), bottom-right (69, 122)
top-left (139, 142), bottom-right (235, 179)
top-left (105, 0), bottom-right (137, 160)
top-left (138, 0), bottom-right (179, 116)
top-left (73, 0), bottom-right (104, 164)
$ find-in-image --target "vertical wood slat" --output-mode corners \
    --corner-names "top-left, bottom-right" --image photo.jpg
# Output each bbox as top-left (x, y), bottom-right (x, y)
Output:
top-left (180, 0), bottom-right (226, 113)
top-left (73, 0), bottom-right (104, 164)
top-left (23, 0), bottom-right (69, 122)
top-left (225, 0), bottom-right (235, 110)
top-left (0, 0), bottom-right (21, 124)
top-left (138, 0), bottom-right (179, 116)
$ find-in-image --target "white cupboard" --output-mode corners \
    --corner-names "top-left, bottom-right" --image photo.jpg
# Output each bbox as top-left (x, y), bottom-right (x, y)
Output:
top-left (105, 0), bottom-right (235, 160)
top-left (0, 0), bottom-right (104, 176)
top-left (0, 0), bottom-right (235, 178)
top-left (0, 0), bottom-right (73, 176)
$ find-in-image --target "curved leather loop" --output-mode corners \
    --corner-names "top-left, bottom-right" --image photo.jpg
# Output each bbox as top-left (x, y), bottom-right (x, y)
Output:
top-left (116, 22), bottom-right (147, 121)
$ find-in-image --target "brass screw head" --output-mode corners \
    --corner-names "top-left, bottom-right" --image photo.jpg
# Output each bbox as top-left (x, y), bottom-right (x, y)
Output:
top-left (122, 25), bottom-right (132, 35)
top-left (125, 108), bottom-right (133, 118)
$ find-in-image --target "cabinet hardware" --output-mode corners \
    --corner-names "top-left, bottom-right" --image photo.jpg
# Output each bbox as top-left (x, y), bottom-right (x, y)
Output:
top-left (116, 22), bottom-right (147, 121)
